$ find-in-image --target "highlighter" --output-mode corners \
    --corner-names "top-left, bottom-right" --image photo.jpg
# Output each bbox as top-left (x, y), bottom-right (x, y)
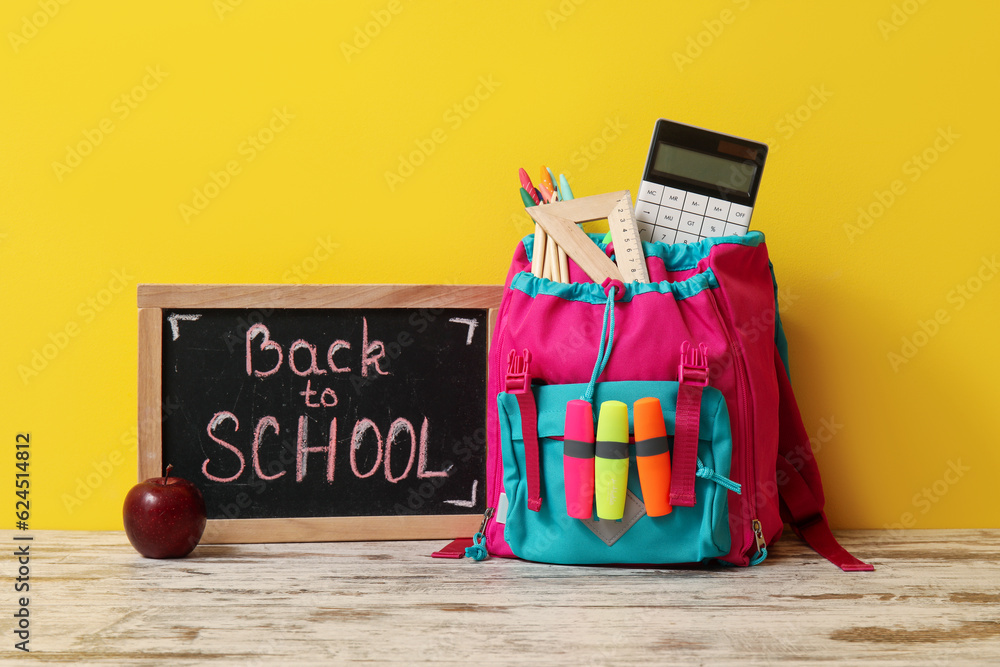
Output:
top-left (633, 397), bottom-right (673, 516)
top-left (563, 400), bottom-right (595, 519)
top-left (595, 400), bottom-right (629, 520)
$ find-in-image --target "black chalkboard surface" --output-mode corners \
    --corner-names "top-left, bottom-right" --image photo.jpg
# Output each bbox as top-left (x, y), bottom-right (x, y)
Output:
top-left (138, 285), bottom-right (503, 543)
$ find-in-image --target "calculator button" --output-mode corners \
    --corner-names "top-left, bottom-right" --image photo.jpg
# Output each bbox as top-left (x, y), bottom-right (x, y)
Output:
top-left (653, 227), bottom-right (677, 244)
top-left (635, 201), bottom-right (658, 224)
top-left (638, 223), bottom-right (653, 243)
top-left (701, 218), bottom-right (726, 238)
top-left (727, 203), bottom-right (753, 225)
top-left (706, 197), bottom-right (731, 221)
top-left (682, 193), bottom-right (708, 215)
top-left (724, 221), bottom-right (749, 236)
top-left (679, 212), bottom-right (704, 235)
top-left (674, 230), bottom-right (702, 244)
top-left (661, 186), bottom-right (686, 210)
top-left (657, 208), bottom-right (681, 230)
top-left (638, 181), bottom-right (664, 205)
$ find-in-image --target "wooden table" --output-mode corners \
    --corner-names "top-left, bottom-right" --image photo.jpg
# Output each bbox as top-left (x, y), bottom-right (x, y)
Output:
top-left (5, 529), bottom-right (999, 664)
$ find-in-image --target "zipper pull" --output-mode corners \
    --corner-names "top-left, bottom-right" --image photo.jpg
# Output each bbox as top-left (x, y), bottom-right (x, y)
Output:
top-left (750, 518), bottom-right (768, 566)
top-left (465, 507), bottom-right (495, 561)
top-left (476, 506), bottom-right (495, 536)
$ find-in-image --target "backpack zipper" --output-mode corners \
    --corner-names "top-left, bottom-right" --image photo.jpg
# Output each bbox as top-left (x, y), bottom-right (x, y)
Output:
top-left (706, 289), bottom-right (762, 565)
top-left (483, 289), bottom-right (514, 541)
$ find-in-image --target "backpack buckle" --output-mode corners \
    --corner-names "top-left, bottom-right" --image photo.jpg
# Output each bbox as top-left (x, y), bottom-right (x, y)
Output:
top-left (678, 341), bottom-right (709, 387)
top-left (505, 349), bottom-right (532, 394)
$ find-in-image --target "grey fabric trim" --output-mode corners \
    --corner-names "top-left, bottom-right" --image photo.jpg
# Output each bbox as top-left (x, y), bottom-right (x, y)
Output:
top-left (580, 489), bottom-right (646, 547)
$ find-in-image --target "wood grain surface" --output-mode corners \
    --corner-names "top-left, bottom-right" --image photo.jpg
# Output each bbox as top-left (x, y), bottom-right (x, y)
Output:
top-left (137, 284), bottom-right (504, 309)
top-left (6, 529), bottom-right (999, 665)
top-left (136, 308), bottom-right (162, 483)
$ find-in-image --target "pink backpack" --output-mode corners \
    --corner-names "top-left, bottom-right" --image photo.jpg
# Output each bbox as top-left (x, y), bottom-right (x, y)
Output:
top-left (469, 231), bottom-right (872, 571)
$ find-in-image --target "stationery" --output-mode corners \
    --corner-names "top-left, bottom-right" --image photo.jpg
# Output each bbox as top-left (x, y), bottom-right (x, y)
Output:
top-left (633, 397), bottom-right (672, 516)
top-left (519, 167), bottom-right (576, 283)
top-left (557, 174), bottom-right (574, 201)
top-left (636, 119), bottom-right (768, 244)
top-left (519, 168), bottom-right (541, 205)
top-left (606, 193), bottom-right (649, 283)
top-left (520, 186), bottom-right (546, 278)
top-left (595, 400), bottom-right (629, 521)
top-left (563, 399), bottom-right (595, 519)
top-left (524, 191), bottom-right (639, 283)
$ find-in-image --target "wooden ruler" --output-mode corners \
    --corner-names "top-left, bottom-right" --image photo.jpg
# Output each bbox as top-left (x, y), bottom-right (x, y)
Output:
top-left (607, 191), bottom-right (649, 283)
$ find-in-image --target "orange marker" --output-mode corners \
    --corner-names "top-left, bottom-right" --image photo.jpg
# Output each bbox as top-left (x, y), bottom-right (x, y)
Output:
top-left (633, 397), bottom-right (672, 516)
top-left (539, 166), bottom-right (555, 192)
top-left (539, 167), bottom-right (558, 203)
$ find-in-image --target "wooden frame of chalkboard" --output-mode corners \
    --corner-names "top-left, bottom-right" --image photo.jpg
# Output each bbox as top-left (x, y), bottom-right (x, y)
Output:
top-left (138, 284), bottom-right (503, 544)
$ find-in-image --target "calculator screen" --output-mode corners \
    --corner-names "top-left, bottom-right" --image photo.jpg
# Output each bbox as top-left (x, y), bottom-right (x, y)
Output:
top-left (651, 143), bottom-right (756, 196)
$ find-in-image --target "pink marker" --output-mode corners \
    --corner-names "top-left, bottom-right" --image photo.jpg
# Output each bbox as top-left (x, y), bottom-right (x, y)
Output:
top-left (564, 400), bottom-right (595, 519)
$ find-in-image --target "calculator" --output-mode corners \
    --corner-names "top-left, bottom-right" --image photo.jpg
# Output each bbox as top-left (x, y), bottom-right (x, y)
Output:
top-left (636, 119), bottom-right (767, 245)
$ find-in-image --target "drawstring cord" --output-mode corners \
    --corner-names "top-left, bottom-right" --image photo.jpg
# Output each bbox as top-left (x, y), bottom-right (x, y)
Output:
top-left (696, 458), bottom-right (742, 494)
top-left (582, 280), bottom-right (624, 403)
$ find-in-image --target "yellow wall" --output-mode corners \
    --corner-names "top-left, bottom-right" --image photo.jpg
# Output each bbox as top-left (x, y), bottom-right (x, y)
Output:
top-left (2, 1), bottom-right (997, 531)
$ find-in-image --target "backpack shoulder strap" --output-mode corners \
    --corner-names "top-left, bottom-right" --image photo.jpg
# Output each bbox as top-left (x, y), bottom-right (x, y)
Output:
top-left (773, 350), bottom-right (874, 572)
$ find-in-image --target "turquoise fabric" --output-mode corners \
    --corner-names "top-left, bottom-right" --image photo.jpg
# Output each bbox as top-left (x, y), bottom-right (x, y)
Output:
top-left (522, 231), bottom-right (765, 272)
top-left (510, 268), bottom-right (718, 304)
top-left (515, 231), bottom-right (764, 304)
top-left (498, 381), bottom-right (735, 565)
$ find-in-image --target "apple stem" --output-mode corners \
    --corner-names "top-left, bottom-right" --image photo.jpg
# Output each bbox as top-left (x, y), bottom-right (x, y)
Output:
top-left (165, 464), bottom-right (173, 480)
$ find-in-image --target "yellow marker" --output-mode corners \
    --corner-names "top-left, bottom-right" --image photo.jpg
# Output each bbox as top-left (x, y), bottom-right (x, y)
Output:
top-left (595, 400), bottom-right (629, 520)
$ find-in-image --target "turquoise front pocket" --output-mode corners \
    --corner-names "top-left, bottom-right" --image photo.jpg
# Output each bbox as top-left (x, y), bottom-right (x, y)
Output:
top-left (498, 381), bottom-right (735, 565)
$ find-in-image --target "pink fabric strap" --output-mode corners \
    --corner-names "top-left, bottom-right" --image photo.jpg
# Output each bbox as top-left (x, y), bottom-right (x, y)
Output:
top-left (670, 382), bottom-right (702, 507)
top-left (777, 459), bottom-right (874, 571)
top-left (431, 538), bottom-right (474, 559)
top-left (671, 343), bottom-right (709, 507)
top-left (515, 389), bottom-right (542, 512)
top-left (506, 349), bottom-right (541, 512)
top-left (797, 514), bottom-right (875, 572)
top-left (774, 350), bottom-right (874, 572)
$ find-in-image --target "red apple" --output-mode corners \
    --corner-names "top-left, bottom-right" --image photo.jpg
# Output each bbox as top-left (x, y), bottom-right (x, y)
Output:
top-left (123, 464), bottom-right (207, 558)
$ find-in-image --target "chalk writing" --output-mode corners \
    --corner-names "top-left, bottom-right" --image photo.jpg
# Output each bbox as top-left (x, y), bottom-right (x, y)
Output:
top-left (167, 313), bottom-right (202, 340)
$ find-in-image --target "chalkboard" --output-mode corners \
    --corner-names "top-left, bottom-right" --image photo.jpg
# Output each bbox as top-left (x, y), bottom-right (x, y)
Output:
top-left (137, 284), bottom-right (503, 544)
